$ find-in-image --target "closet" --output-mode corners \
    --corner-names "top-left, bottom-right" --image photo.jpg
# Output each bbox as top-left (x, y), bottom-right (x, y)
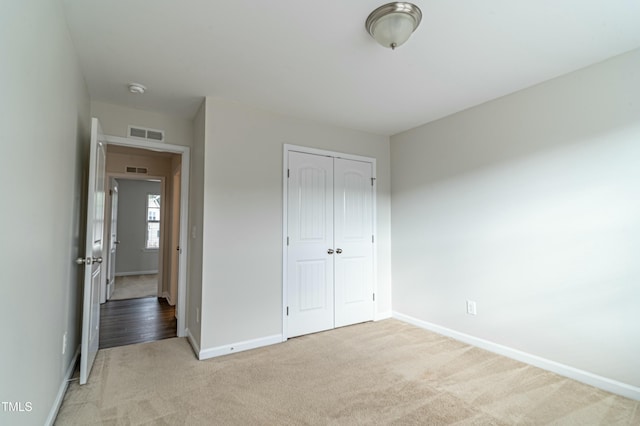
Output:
top-left (285, 149), bottom-right (375, 338)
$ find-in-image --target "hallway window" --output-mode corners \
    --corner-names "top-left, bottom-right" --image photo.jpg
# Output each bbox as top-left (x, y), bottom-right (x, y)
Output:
top-left (146, 193), bottom-right (161, 249)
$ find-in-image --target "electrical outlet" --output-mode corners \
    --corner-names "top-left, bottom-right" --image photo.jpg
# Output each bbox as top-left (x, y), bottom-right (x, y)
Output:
top-left (466, 300), bottom-right (477, 316)
top-left (196, 308), bottom-right (200, 323)
top-left (62, 332), bottom-right (67, 355)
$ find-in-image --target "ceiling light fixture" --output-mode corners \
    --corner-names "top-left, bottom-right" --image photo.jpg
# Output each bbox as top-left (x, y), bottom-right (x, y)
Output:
top-left (365, 2), bottom-right (422, 50)
top-left (128, 82), bottom-right (146, 94)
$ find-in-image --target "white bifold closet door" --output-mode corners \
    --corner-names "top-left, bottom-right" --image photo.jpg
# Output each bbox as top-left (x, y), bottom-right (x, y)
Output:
top-left (287, 151), bottom-right (374, 338)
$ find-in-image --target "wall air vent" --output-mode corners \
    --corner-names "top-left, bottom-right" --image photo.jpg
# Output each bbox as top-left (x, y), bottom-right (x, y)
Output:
top-left (146, 130), bottom-right (164, 141)
top-left (125, 166), bottom-right (148, 174)
top-left (128, 125), bottom-right (165, 143)
top-left (129, 127), bottom-right (146, 138)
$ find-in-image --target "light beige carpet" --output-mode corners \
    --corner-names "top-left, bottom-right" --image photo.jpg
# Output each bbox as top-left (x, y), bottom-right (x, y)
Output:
top-left (110, 274), bottom-right (158, 300)
top-left (56, 319), bottom-right (639, 425)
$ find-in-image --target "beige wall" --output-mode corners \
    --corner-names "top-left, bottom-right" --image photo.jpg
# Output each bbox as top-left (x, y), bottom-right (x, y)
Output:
top-left (0, 0), bottom-right (90, 424)
top-left (91, 100), bottom-right (194, 147)
top-left (391, 49), bottom-right (640, 389)
top-left (106, 147), bottom-right (175, 176)
top-left (200, 97), bottom-right (391, 350)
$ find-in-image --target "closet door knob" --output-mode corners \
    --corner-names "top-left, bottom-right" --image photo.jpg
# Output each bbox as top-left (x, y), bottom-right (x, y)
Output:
top-left (336, 248), bottom-right (343, 254)
top-left (327, 249), bottom-right (334, 254)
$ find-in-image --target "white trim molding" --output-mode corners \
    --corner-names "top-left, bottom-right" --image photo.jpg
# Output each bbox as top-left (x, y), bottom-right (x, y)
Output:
top-left (186, 328), bottom-right (201, 358)
top-left (198, 335), bottom-right (282, 360)
top-left (393, 312), bottom-right (640, 401)
top-left (115, 270), bottom-right (158, 277)
top-left (374, 311), bottom-right (392, 321)
top-left (162, 291), bottom-right (175, 306)
top-left (45, 345), bottom-right (80, 426)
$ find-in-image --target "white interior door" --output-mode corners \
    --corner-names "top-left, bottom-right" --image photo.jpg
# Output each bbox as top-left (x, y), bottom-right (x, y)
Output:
top-left (78, 118), bottom-right (106, 385)
top-left (169, 169), bottom-right (181, 308)
top-left (287, 152), bottom-right (334, 337)
top-left (107, 178), bottom-right (118, 300)
top-left (286, 150), bottom-right (375, 338)
top-left (334, 158), bottom-right (374, 327)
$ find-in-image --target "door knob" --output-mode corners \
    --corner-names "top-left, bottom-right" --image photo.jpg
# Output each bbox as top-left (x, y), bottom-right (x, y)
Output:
top-left (114, 240), bottom-right (120, 244)
top-left (75, 256), bottom-right (102, 265)
top-left (327, 249), bottom-right (334, 254)
top-left (336, 248), bottom-right (343, 254)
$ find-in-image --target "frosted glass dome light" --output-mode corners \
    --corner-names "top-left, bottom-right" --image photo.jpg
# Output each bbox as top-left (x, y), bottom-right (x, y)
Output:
top-left (365, 2), bottom-right (422, 50)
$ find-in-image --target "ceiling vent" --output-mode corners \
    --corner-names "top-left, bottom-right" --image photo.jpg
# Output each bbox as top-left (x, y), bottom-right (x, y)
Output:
top-left (128, 125), bottom-right (165, 142)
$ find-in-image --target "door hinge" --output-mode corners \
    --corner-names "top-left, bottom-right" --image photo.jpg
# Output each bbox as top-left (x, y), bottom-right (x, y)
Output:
top-left (286, 306), bottom-right (289, 316)
top-left (373, 293), bottom-right (375, 301)
top-left (287, 236), bottom-right (289, 246)
top-left (287, 169), bottom-right (290, 178)
top-left (371, 177), bottom-right (376, 186)
top-left (109, 189), bottom-right (113, 196)
top-left (372, 235), bottom-right (375, 243)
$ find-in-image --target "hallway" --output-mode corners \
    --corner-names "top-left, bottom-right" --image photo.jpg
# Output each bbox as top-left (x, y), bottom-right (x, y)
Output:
top-left (99, 297), bottom-right (176, 349)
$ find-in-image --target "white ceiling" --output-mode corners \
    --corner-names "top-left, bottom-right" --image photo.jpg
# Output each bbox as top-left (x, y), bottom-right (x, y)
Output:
top-left (62, 1), bottom-right (640, 136)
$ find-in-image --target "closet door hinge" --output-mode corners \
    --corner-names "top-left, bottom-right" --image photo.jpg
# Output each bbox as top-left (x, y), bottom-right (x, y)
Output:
top-left (287, 169), bottom-right (290, 178)
top-left (372, 235), bottom-right (375, 243)
top-left (371, 177), bottom-right (376, 186)
top-left (373, 293), bottom-right (375, 301)
top-left (286, 306), bottom-right (289, 316)
top-left (287, 236), bottom-right (289, 246)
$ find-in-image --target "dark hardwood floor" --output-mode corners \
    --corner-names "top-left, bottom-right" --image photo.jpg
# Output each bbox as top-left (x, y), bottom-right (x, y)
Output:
top-left (100, 297), bottom-right (177, 349)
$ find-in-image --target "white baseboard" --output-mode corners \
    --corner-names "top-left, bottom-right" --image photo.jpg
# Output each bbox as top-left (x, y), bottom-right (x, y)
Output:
top-left (115, 270), bottom-right (158, 277)
top-left (199, 334), bottom-right (282, 361)
top-left (185, 328), bottom-right (201, 358)
top-left (45, 345), bottom-right (80, 426)
top-left (392, 312), bottom-right (640, 401)
top-left (162, 291), bottom-right (175, 306)
top-left (375, 311), bottom-right (392, 321)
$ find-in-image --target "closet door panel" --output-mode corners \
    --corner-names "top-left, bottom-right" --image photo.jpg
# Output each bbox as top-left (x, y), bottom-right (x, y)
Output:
top-left (287, 152), bottom-right (335, 337)
top-left (334, 158), bottom-right (374, 327)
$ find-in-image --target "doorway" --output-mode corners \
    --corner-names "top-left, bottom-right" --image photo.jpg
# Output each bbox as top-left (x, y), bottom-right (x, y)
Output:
top-left (99, 142), bottom-right (187, 348)
top-left (78, 119), bottom-right (191, 382)
top-left (108, 178), bottom-right (161, 301)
